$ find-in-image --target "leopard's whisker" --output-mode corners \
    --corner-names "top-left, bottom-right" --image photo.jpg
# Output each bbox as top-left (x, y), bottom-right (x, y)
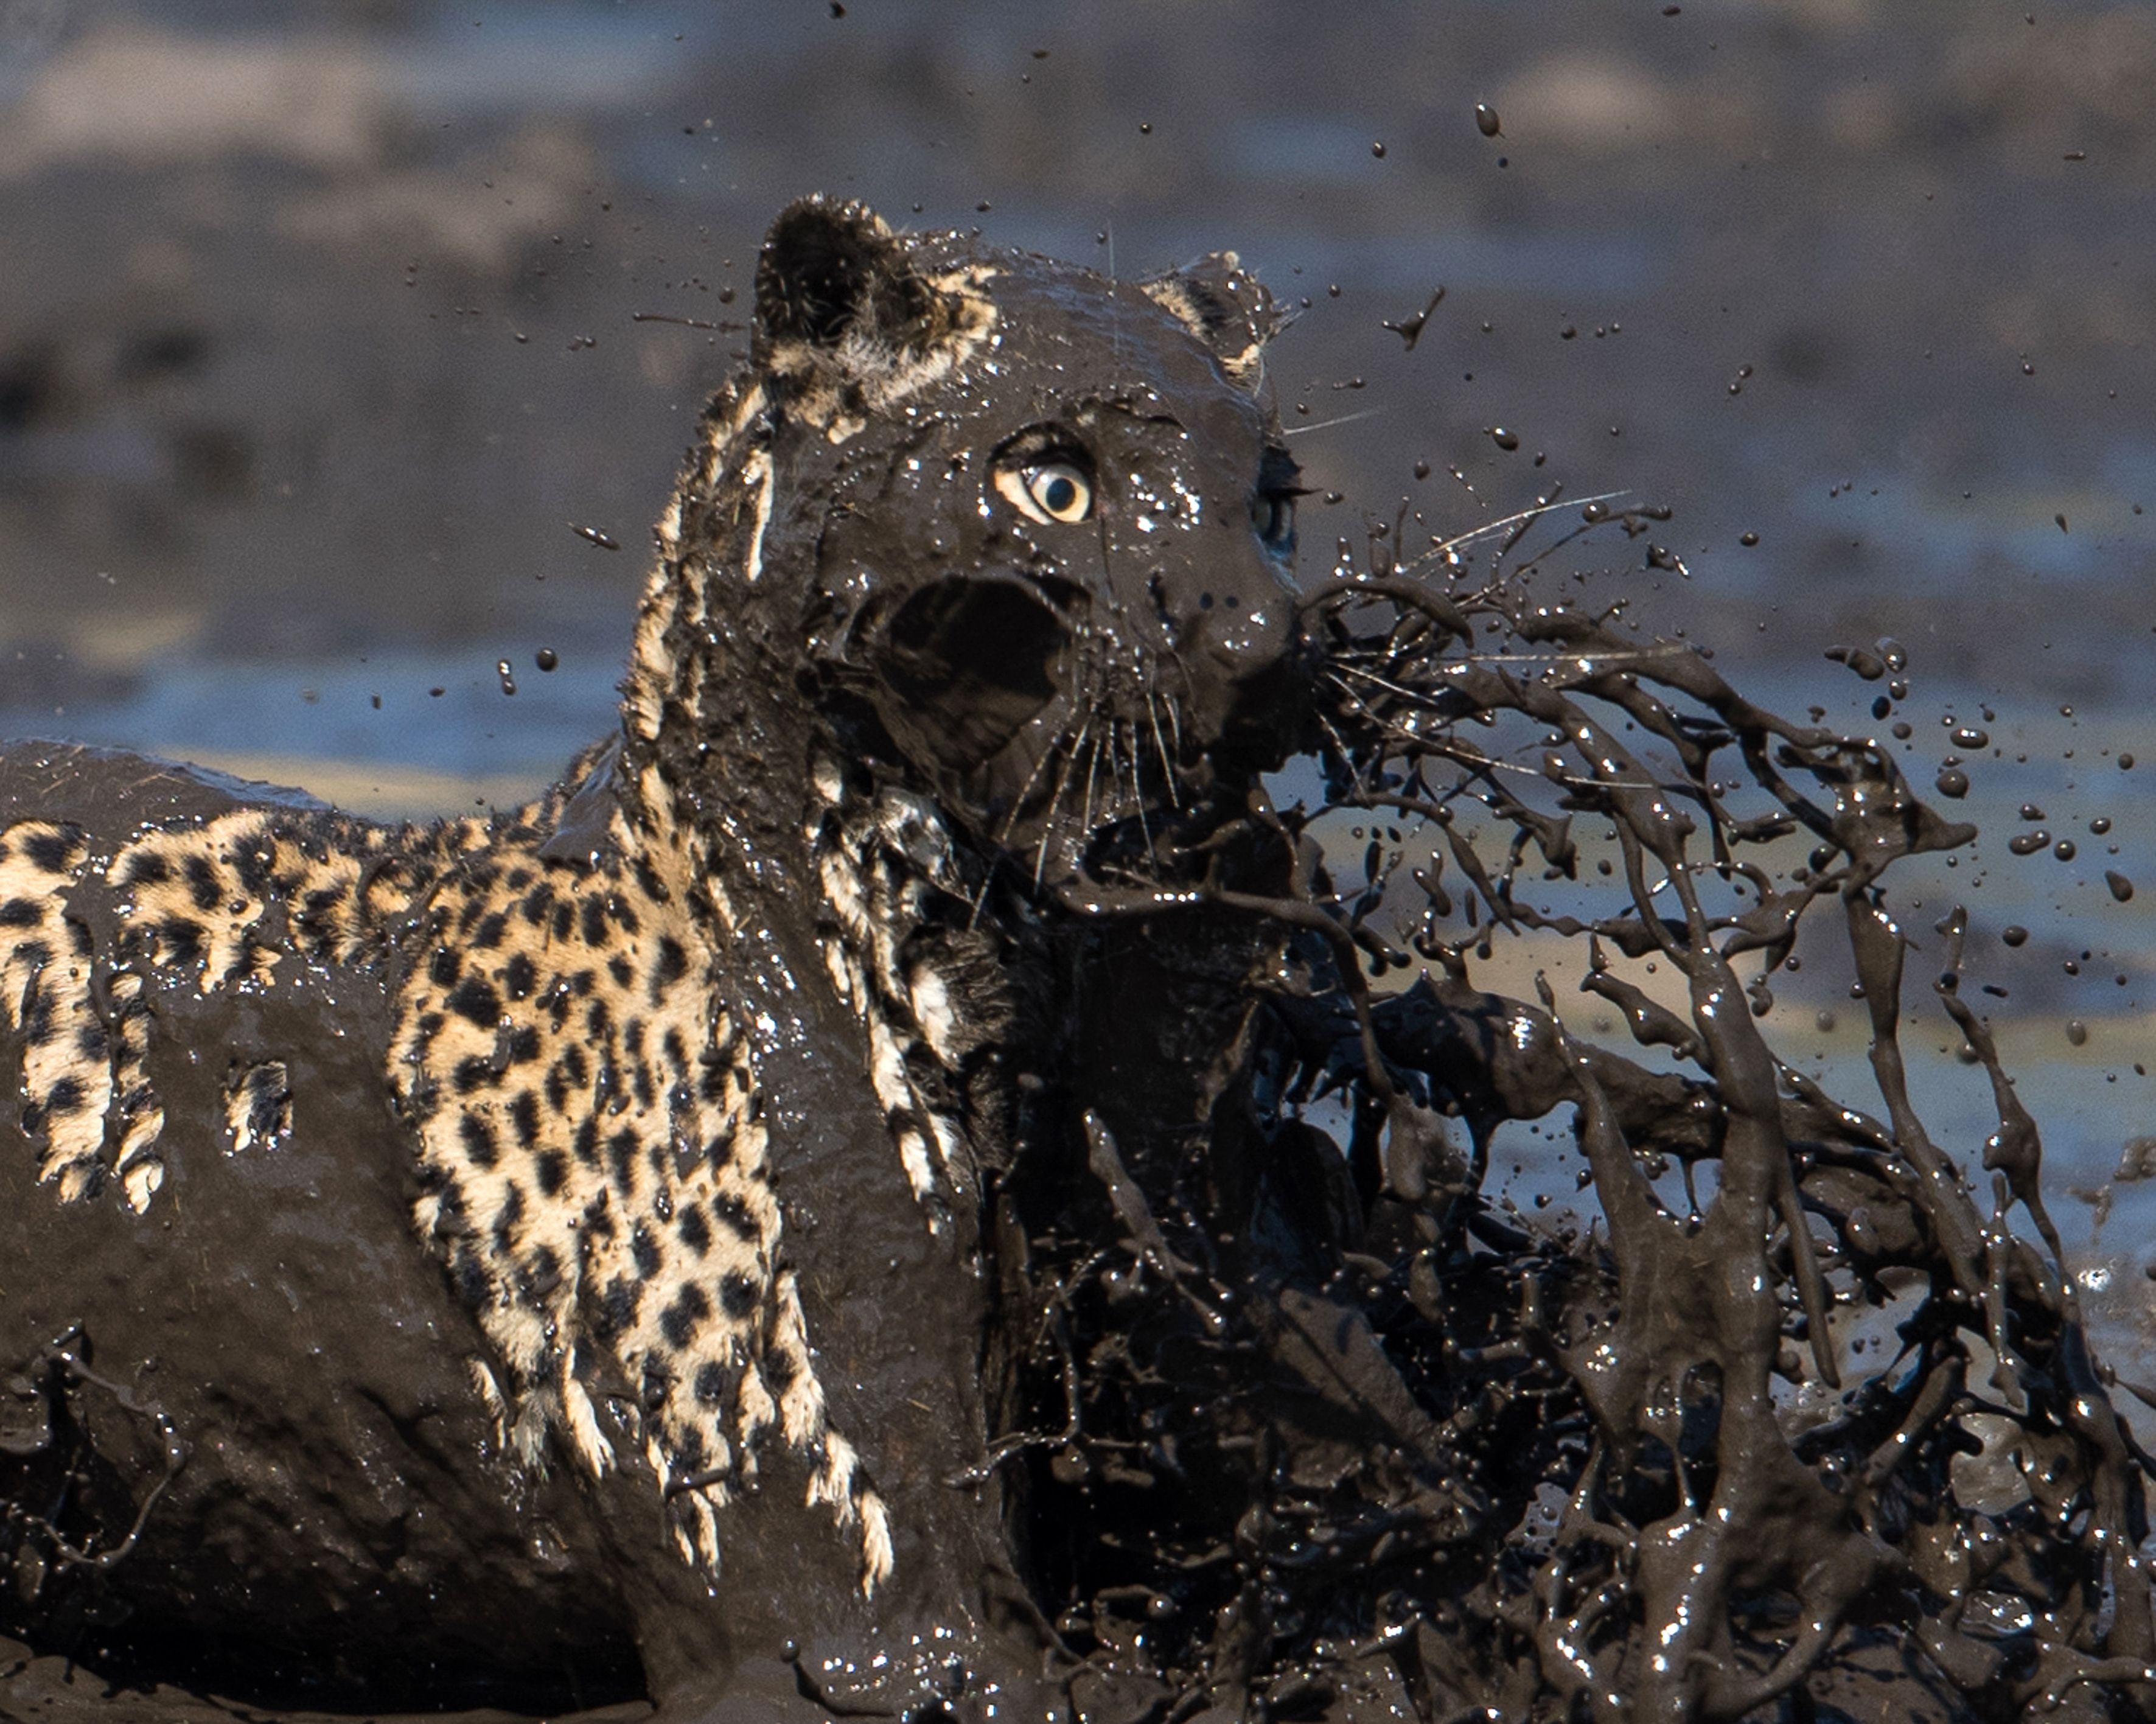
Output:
top-left (1080, 716), bottom-right (1106, 842)
top-left (1146, 691), bottom-right (1180, 812)
top-left (1035, 714), bottom-right (1092, 888)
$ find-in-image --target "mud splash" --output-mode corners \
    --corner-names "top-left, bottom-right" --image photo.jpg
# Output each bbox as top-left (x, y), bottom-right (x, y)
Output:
top-left (996, 504), bottom-right (2154, 1720)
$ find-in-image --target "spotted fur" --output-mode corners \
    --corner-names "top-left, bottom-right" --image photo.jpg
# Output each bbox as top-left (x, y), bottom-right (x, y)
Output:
top-left (0, 197), bottom-right (1301, 1613)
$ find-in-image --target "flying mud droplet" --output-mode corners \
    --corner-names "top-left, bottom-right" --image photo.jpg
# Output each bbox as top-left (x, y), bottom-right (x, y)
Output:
top-left (1474, 103), bottom-right (1502, 138)
top-left (1371, 141), bottom-right (1387, 158)
top-left (1739, 531), bottom-right (1759, 546)
top-left (536, 648), bottom-right (560, 672)
top-left (2056, 513), bottom-right (2069, 533)
top-left (2002, 925), bottom-right (2029, 947)
top-left (2007, 830), bottom-right (2048, 856)
top-left (1952, 726), bottom-right (1989, 750)
top-left (572, 523), bottom-right (621, 550)
top-left (1382, 287), bottom-right (1445, 350)
top-left (2053, 839), bottom-right (2076, 861)
top-left (2106, 870), bottom-right (2134, 902)
top-left (1490, 427), bottom-right (1519, 452)
top-left (497, 660), bottom-right (517, 697)
top-left (1935, 766), bottom-right (1970, 798)
top-left (2067, 1019), bottom-right (2090, 1047)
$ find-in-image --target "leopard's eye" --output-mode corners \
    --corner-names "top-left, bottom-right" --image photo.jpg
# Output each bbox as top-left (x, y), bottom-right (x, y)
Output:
top-left (995, 461), bottom-right (1094, 525)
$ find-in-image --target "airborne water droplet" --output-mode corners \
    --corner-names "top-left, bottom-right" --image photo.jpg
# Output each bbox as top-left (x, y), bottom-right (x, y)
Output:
top-left (1474, 102), bottom-right (1502, 137)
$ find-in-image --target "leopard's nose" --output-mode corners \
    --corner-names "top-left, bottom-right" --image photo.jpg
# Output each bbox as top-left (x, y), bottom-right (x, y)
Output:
top-left (1162, 562), bottom-right (1297, 687)
top-left (1187, 588), bottom-right (1293, 680)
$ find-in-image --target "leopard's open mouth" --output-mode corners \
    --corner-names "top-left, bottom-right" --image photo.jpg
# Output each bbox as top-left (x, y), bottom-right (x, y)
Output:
top-left (867, 573), bottom-right (1313, 881)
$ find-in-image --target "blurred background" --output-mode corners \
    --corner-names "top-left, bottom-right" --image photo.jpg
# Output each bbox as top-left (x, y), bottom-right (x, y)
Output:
top-left (4, 1), bottom-right (2156, 1391)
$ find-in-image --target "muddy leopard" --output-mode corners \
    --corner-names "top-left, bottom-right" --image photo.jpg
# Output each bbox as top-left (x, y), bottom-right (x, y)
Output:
top-left (0, 198), bottom-right (1309, 1718)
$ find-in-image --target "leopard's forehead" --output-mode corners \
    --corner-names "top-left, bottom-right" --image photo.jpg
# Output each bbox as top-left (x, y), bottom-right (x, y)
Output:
top-left (873, 239), bottom-right (1271, 456)
top-left (786, 239), bottom-right (1282, 582)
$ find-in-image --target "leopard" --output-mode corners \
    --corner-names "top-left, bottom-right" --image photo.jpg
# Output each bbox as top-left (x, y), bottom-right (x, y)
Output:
top-left (0, 197), bottom-right (1311, 1721)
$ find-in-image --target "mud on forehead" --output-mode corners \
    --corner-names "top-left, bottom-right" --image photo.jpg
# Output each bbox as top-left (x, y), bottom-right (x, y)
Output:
top-left (924, 264), bottom-right (1275, 458)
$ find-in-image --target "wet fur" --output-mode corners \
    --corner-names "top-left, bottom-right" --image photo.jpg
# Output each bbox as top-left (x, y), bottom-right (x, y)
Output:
top-left (0, 198), bottom-right (1301, 1695)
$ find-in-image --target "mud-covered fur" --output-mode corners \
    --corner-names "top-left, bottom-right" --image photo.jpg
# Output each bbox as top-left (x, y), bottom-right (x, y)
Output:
top-left (0, 198), bottom-right (1303, 1613)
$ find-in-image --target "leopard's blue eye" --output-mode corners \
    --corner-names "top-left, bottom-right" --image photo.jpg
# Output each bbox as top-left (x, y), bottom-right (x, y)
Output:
top-left (995, 460), bottom-right (1093, 525)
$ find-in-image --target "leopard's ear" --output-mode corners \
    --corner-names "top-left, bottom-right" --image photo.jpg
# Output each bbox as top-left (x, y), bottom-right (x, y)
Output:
top-left (754, 197), bottom-right (940, 363)
top-left (1143, 251), bottom-right (1283, 391)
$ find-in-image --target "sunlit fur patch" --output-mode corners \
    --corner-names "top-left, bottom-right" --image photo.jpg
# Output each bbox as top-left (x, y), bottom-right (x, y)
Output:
top-left (1, 208), bottom-right (1289, 1613)
top-left (803, 755), bottom-right (1011, 1234)
top-left (758, 250), bottom-right (1000, 434)
top-left (226, 1059), bottom-right (291, 1154)
top-left (0, 811), bottom-right (421, 1210)
top-left (1142, 259), bottom-right (1274, 390)
top-left (380, 794), bottom-right (890, 1593)
top-left (0, 786), bottom-right (893, 1596)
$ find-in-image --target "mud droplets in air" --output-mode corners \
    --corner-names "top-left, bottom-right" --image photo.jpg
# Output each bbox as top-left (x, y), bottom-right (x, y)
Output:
top-left (495, 660), bottom-right (517, 697)
top-left (1381, 286), bottom-right (1445, 350)
top-left (1474, 102), bottom-right (1502, 137)
top-left (536, 648), bottom-right (559, 672)
top-left (2008, 829), bottom-right (2048, 856)
top-left (2107, 870), bottom-right (2134, 901)
top-left (1488, 426), bottom-right (1519, 452)
top-left (1826, 643), bottom-right (1886, 680)
top-left (2067, 1019), bottom-right (2090, 1047)
top-left (2003, 924), bottom-right (2030, 946)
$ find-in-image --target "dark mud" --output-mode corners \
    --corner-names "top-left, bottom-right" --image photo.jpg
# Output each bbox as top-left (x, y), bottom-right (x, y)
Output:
top-left (953, 511), bottom-right (2155, 1720)
top-left (5, 622), bottom-right (2150, 1720)
top-left (7, 308), bottom-right (2156, 1724)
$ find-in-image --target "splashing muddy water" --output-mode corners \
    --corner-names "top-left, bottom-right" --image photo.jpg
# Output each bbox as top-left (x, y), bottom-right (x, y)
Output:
top-left (983, 503), bottom-right (2155, 1719)
top-left (5, 5), bottom-right (2156, 1717)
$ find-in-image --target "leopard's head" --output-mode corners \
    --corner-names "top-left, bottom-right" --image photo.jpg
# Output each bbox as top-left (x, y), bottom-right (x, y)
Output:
top-left (625, 198), bottom-right (1310, 885)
